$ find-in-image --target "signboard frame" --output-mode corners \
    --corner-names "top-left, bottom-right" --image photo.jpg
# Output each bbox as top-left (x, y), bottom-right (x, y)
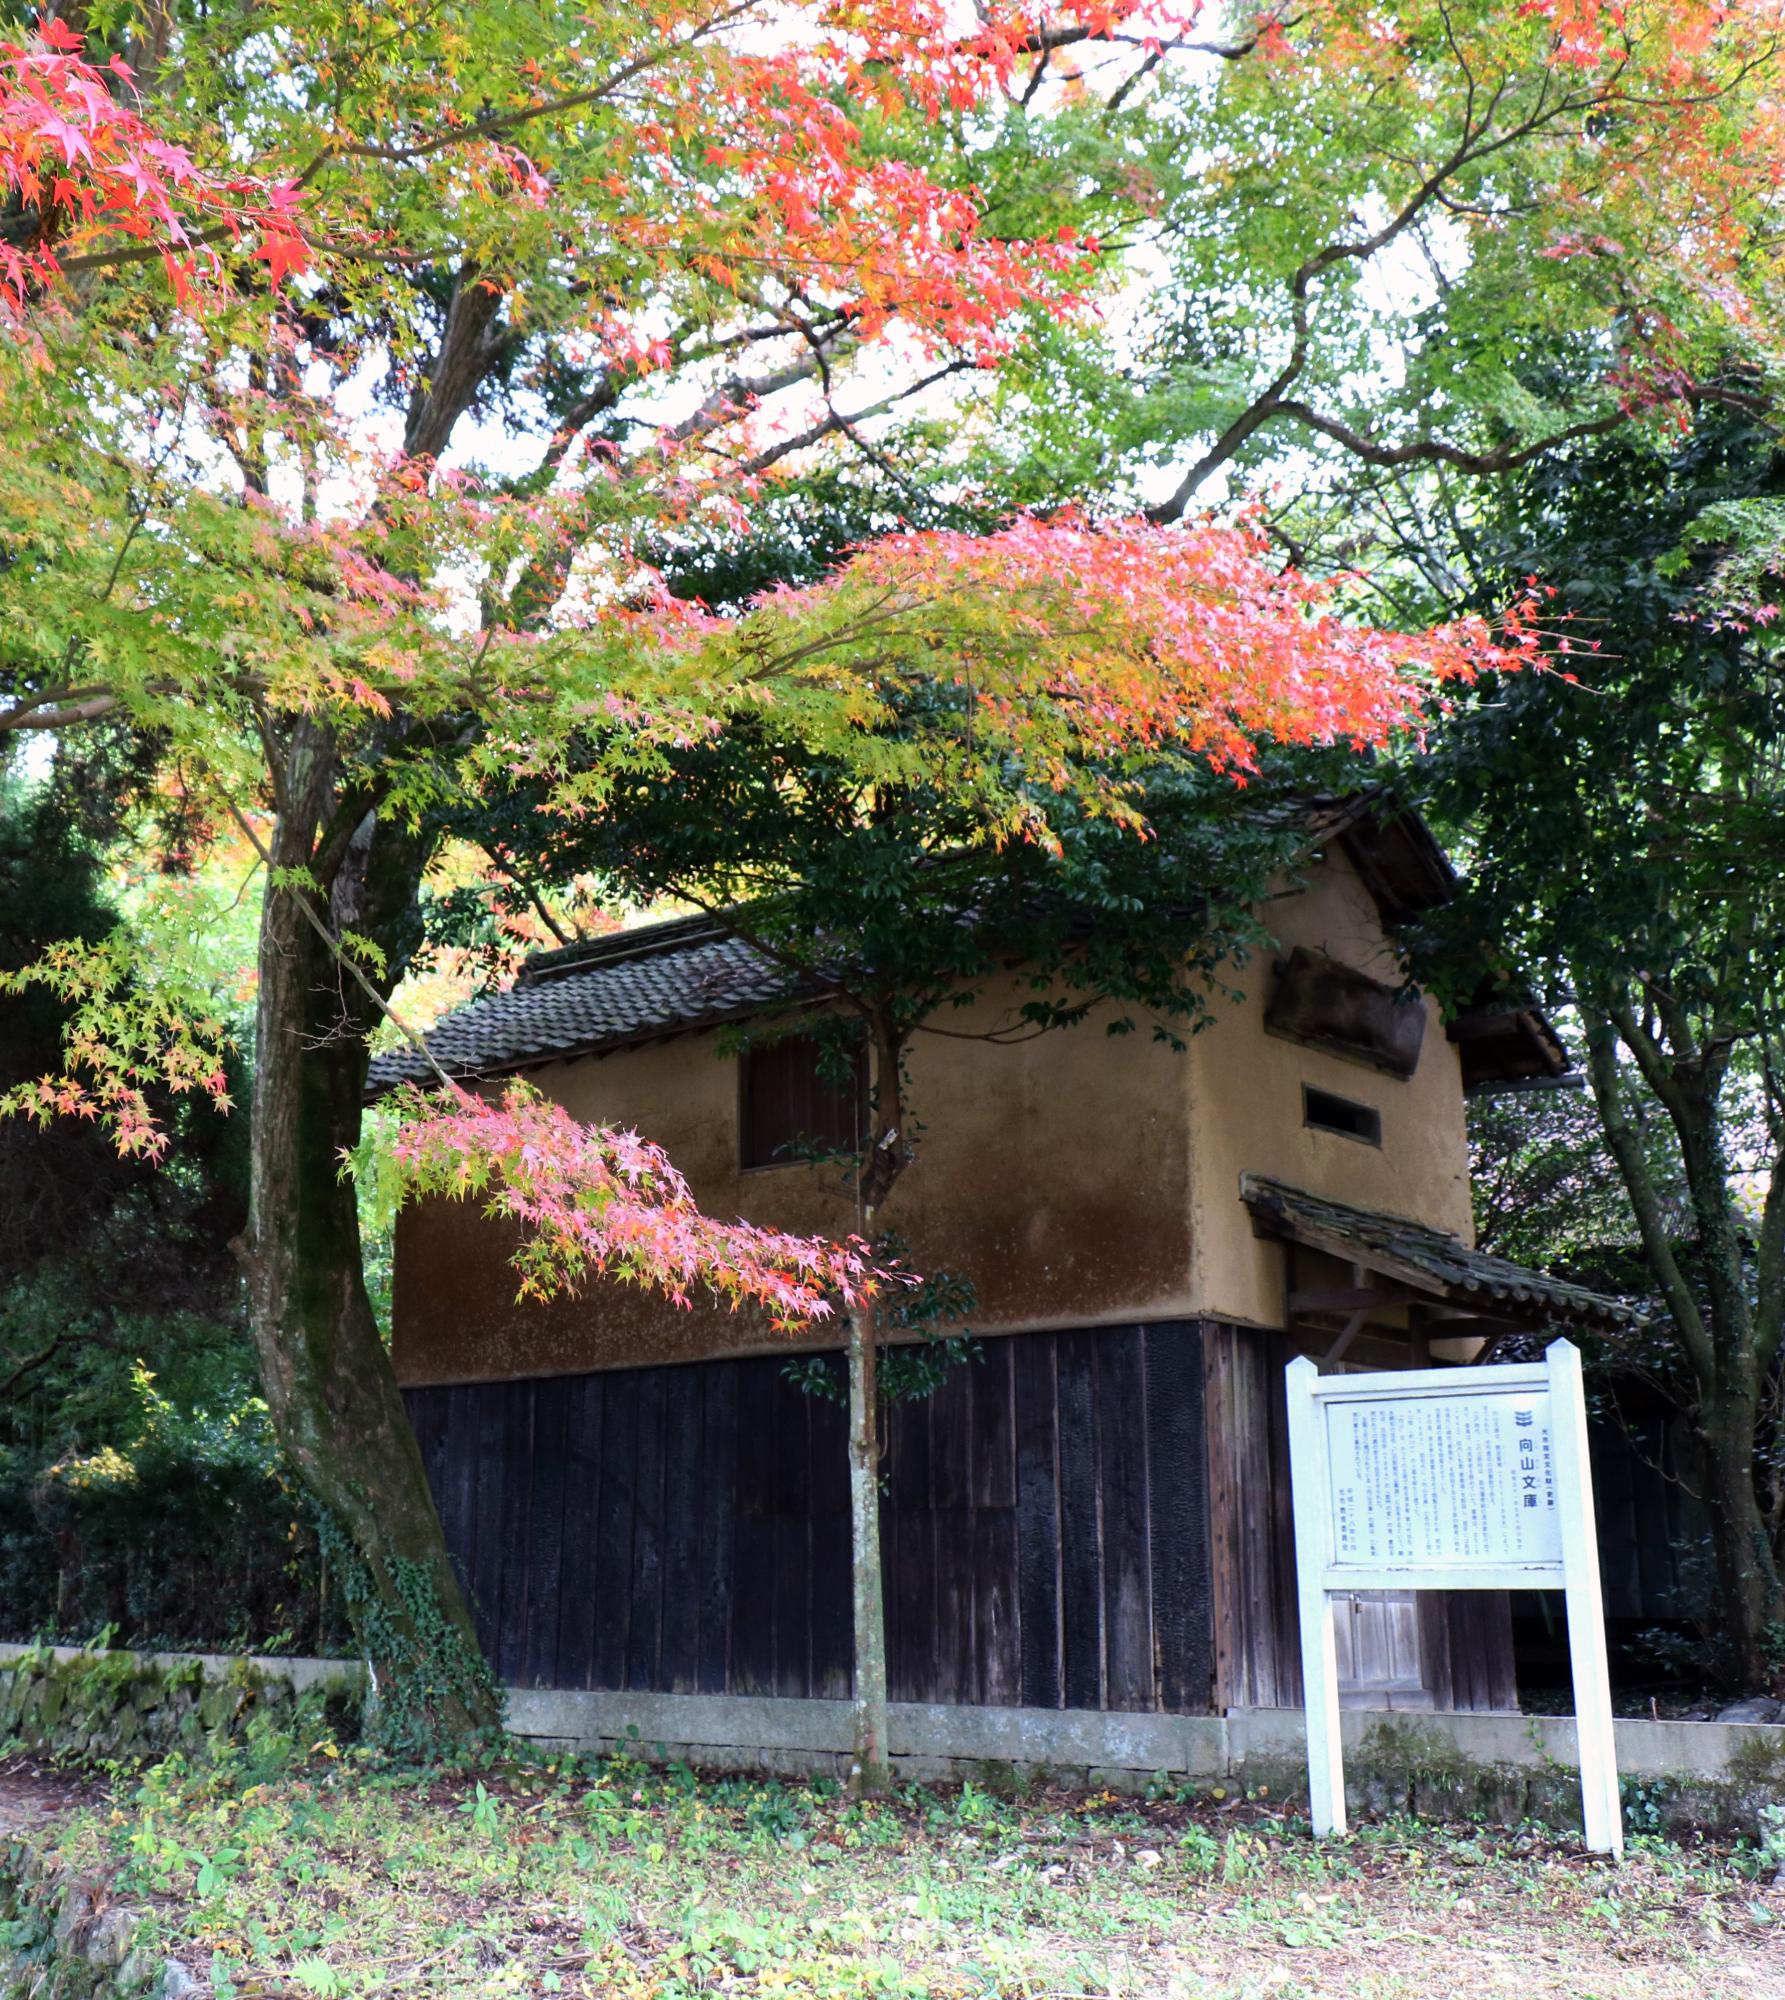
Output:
top-left (1285, 1338), bottom-right (1621, 1856)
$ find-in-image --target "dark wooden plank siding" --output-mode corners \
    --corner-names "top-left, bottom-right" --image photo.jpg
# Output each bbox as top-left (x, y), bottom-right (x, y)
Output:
top-left (405, 1321), bottom-right (1214, 1712)
top-left (439, 1385), bottom-right (481, 1618)
top-left (410, 1391), bottom-right (449, 1515)
top-left (523, 1383), bottom-right (569, 1690)
top-left (494, 1380), bottom-right (535, 1686)
top-left (467, 1384), bottom-right (509, 1666)
top-left (1099, 1331), bottom-right (1154, 1712)
top-left (1417, 1591), bottom-right (1517, 1713)
top-left (1143, 1323), bottom-right (1213, 1712)
top-left (658, 1379), bottom-right (702, 1691)
top-left (557, 1373), bottom-right (601, 1689)
top-left (808, 1379), bottom-right (852, 1700)
top-left (1588, 1414), bottom-right (1707, 1623)
top-left (728, 1360), bottom-right (779, 1697)
top-left (930, 1368), bottom-right (978, 1704)
top-left (1205, 1322), bottom-right (1290, 1708)
top-left (1265, 1353), bottom-right (1303, 1709)
top-left (972, 1339), bottom-right (1021, 1707)
top-left (626, 1368), bottom-right (667, 1690)
top-left (885, 1382), bottom-right (934, 1703)
top-left (770, 1380), bottom-right (812, 1699)
top-left (694, 1363), bottom-right (738, 1694)
top-left (1013, 1341), bottom-right (1062, 1708)
top-left (1055, 1332), bottom-right (1105, 1709)
top-left (592, 1377), bottom-right (636, 1690)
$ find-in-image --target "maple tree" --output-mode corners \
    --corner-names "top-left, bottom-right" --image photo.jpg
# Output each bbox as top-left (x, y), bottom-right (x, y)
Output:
top-left (978, 0), bottom-right (1785, 536)
top-left (4, 0), bottom-right (1784, 1744)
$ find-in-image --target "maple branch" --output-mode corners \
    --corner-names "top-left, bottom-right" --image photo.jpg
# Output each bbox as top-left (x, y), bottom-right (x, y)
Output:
top-left (1014, 19), bottom-right (1276, 62)
top-left (733, 360), bottom-right (972, 476)
top-left (1105, 48), bottom-right (1163, 115)
top-left (0, 1337), bottom-right (60, 1400)
top-left (664, 347), bottom-right (834, 451)
top-left (53, 1), bottom-right (764, 279)
top-left (0, 689), bottom-right (122, 734)
top-left (1146, 62), bottom-right (1640, 519)
top-left (404, 262), bottom-right (510, 460)
top-left (56, 218), bottom-right (240, 277)
top-left (225, 800), bottom-right (463, 1097)
top-left (1264, 401), bottom-right (1631, 474)
top-left (313, 0), bottom-right (766, 170)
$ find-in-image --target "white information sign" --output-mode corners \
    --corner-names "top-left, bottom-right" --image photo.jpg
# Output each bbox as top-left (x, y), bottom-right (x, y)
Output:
top-left (1286, 1339), bottom-right (1621, 1856)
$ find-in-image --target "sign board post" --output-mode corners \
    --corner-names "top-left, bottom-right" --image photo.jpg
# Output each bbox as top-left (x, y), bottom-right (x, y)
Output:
top-left (1285, 1337), bottom-right (1621, 1856)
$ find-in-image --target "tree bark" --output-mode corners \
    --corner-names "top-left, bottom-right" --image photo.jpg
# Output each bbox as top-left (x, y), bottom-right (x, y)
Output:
top-left (240, 719), bottom-right (500, 1744)
top-left (846, 1283), bottom-right (891, 1794)
top-left (1582, 1002), bottom-right (1785, 1689)
top-left (1697, 1372), bottom-right (1784, 1690)
top-left (842, 1009), bottom-right (913, 1793)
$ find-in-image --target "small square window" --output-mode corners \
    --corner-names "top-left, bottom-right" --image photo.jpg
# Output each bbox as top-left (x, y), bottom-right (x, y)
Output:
top-left (1303, 1085), bottom-right (1381, 1146)
top-left (740, 1034), bottom-right (867, 1169)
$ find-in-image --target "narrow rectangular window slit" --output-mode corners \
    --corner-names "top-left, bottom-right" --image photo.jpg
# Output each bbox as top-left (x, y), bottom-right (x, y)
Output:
top-left (1303, 1085), bottom-right (1381, 1145)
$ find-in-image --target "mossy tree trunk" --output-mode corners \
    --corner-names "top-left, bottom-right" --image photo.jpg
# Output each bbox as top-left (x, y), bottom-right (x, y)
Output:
top-left (238, 715), bottom-right (500, 1745)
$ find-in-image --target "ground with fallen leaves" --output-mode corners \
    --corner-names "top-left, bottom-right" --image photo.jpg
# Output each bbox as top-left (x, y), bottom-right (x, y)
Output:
top-left (5, 1746), bottom-right (1782, 1998)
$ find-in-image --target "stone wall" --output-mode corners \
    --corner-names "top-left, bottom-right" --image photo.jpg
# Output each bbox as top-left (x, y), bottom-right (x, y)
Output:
top-left (0, 1648), bottom-right (366, 1999)
top-left (0, 1645), bottom-right (363, 1769)
top-left (0, 1831), bottom-right (197, 1999)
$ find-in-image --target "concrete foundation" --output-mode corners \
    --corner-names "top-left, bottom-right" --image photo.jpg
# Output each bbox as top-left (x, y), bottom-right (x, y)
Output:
top-left (7, 1645), bottom-right (1782, 1836)
top-left (506, 1683), bottom-right (1785, 1795)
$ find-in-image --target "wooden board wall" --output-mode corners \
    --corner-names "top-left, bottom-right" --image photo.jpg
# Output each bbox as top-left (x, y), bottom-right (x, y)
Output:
top-left (1203, 1322), bottom-right (1519, 1713)
top-left (405, 1322), bottom-right (1215, 1711)
top-left (1587, 1413), bottom-right (1707, 1623)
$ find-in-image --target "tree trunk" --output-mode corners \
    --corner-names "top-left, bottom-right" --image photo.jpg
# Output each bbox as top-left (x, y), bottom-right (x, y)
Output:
top-left (842, 1009), bottom-right (912, 1795)
top-left (240, 723), bottom-right (500, 1747)
top-left (846, 1284), bottom-right (891, 1793)
top-left (1581, 1003), bottom-right (1785, 1692)
top-left (1697, 1374), bottom-right (1785, 1690)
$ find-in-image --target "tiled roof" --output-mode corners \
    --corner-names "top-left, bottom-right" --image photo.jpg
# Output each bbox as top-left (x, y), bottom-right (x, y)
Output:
top-left (366, 914), bottom-right (809, 1095)
top-left (1240, 1174), bottom-right (1637, 1332)
top-left (366, 801), bottom-right (1569, 1100)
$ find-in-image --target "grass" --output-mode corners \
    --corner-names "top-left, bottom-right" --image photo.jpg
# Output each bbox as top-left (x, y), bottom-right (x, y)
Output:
top-left (17, 1740), bottom-right (1785, 1999)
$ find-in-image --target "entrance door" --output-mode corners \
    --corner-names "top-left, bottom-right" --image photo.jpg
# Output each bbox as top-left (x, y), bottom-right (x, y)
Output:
top-left (1334, 1590), bottom-right (1432, 1708)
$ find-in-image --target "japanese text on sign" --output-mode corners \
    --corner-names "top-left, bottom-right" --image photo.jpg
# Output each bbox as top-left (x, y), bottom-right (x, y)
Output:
top-left (1325, 1392), bottom-right (1560, 1568)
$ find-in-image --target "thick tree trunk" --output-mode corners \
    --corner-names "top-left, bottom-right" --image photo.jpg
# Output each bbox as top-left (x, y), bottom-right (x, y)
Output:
top-left (846, 1287), bottom-right (891, 1794)
top-left (1582, 1004), bottom-right (1785, 1691)
top-left (240, 723), bottom-right (500, 1747)
top-left (1697, 1375), bottom-right (1785, 1690)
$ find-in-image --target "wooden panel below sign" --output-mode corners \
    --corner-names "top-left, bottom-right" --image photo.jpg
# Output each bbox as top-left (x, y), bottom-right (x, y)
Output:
top-left (1204, 1323), bottom-right (1518, 1713)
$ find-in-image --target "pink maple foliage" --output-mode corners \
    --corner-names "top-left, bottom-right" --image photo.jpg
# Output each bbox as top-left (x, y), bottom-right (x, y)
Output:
top-left (384, 1079), bottom-right (886, 1328)
top-left (0, 18), bottom-right (307, 317)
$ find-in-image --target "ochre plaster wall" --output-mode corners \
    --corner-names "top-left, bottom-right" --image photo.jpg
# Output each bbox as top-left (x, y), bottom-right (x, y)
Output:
top-left (391, 972), bottom-right (1197, 1385)
top-left (1186, 841), bottom-right (1474, 1333)
top-left (390, 840), bottom-right (1474, 1386)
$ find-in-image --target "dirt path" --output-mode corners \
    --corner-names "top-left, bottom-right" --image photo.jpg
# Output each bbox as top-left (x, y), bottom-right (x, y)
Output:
top-left (0, 1755), bottom-right (103, 1840)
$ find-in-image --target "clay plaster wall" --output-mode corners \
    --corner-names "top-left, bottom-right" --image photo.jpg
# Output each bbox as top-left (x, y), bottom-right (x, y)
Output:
top-left (391, 972), bottom-right (1197, 1386)
top-left (1186, 841), bottom-right (1474, 1333)
top-left (390, 840), bottom-right (1474, 1386)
